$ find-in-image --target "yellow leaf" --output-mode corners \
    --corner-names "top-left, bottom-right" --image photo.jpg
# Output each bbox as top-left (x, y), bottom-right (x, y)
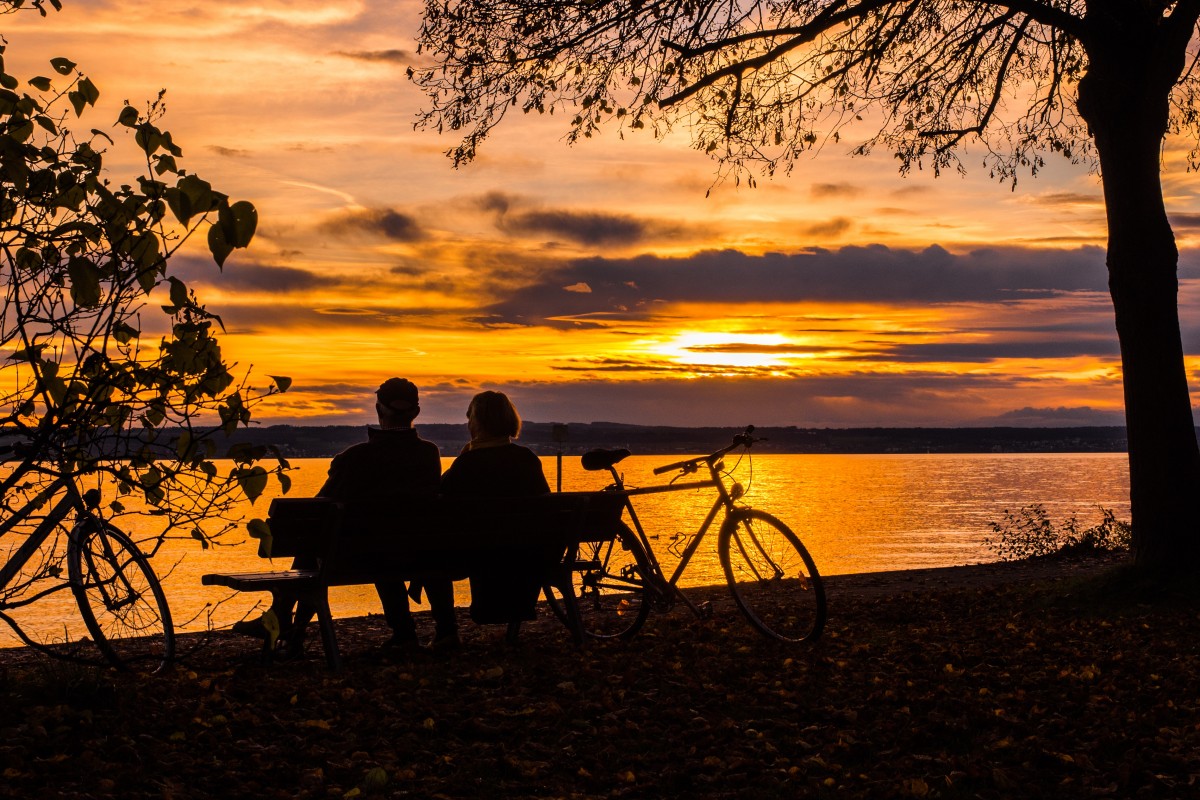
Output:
top-left (362, 767), bottom-right (388, 791)
top-left (302, 719), bottom-right (331, 730)
top-left (423, 718), bottom-right (436, 729)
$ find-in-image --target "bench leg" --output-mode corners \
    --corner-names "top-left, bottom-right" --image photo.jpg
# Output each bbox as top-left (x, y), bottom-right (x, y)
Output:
top-left (313, 591), bottom-right (342, 671)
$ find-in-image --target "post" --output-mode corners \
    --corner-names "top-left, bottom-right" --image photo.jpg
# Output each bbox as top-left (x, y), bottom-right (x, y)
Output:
top-left (551, 423), bottom-right (568, 493)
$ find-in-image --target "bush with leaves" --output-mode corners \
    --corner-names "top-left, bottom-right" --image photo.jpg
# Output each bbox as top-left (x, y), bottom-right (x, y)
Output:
top-left (985, 504), bottom-right (1132, 562)
top-left (0, 3), bottom-right (288, 642)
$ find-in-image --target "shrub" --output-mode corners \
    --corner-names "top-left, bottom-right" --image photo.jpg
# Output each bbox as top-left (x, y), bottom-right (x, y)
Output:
top-left (985, 504), bottom-right (1132, 562)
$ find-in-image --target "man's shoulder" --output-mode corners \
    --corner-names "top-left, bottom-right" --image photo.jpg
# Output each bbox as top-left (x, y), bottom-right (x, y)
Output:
top-left (415, 435), bottom-right (441, 453)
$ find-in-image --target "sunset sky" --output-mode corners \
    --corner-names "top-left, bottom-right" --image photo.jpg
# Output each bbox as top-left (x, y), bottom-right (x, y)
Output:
top-left (6, 1), bottom-right (1200, 428)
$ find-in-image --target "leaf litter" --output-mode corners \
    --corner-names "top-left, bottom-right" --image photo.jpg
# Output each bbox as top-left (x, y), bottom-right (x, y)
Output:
top-left (0, 552), bottom-right (1196, 799)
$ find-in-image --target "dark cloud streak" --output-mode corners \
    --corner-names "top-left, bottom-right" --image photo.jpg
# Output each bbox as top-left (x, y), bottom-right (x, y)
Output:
top-left (322, 208), bottom-right (427, 242)
top-left (478, 244), bottom-right (1112, 328)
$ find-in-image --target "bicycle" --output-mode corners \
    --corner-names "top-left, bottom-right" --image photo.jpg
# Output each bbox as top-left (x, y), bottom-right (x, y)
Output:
top-left (547, 426), bottom-right (826, 644)
top-left (0, 445), bottom-right (174, 672)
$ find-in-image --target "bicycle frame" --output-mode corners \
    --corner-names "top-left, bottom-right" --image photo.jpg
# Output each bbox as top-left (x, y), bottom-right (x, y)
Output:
top-left (602, 444), bottom-right (747, 618)
top-left (0, 475), bottom-right (80, 602)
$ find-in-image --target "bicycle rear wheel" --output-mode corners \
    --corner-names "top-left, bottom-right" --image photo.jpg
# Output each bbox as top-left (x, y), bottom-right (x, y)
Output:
top-left (68, 518), bottom-right (174, 672)
top-left (546, 527), bottom-right (652, 640)
top-left (718, 509), bottom-right (826, 643)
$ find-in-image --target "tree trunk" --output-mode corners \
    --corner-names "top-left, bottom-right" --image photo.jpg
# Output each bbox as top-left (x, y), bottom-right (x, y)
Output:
top-left (1078, 35), bottom-right (1200, 574)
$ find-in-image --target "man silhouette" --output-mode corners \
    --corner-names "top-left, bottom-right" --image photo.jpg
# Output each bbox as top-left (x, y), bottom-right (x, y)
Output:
top-left (235, 378), bottom-right (458, 653)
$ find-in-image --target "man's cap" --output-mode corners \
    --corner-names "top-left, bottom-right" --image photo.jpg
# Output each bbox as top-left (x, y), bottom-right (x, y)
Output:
top-left (377, 378), bottom-right (419, 411)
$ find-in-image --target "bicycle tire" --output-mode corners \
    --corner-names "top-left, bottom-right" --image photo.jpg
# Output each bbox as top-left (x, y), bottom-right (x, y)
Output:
top-left (718, 509), bottom-right (826, 643)
top-left (546, 526), bottom-right (652, 640)
top-left (68, 518), bottom-right (175, 672)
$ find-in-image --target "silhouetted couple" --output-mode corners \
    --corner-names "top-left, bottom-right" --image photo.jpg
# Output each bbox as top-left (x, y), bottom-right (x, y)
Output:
top-left (237, 380), bottom-right (548, 655)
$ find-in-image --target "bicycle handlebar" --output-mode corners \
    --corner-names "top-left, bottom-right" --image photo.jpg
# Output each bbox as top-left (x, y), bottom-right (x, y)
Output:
top-left (651, 426), bottom-right (763, 475)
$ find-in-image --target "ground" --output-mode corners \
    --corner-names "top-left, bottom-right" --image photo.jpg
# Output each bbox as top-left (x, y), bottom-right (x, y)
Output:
top-left (1, 551), bottom-right (1196, 799)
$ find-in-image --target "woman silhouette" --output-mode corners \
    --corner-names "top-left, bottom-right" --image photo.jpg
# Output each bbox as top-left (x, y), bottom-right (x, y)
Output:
top-left (441, 391), bottom-right (550, 635)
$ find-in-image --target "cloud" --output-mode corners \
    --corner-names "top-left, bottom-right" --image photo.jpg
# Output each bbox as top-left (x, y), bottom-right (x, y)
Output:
top-left (798, 217), bottom-right (855, 238)
top-left (167, 255), bottom-right (337, 294)
top-left (684, 343), bottom-right (842, 355)
top-left (475, 244), bottom-right (1111, 328)
top-left (505, 209), bottom-right (653, 246)
top-left (203, 300), bottom-right (454, 333)
top-left (872, 339), bottom-right (1120, 363)
top-left (210, 264), bottom-right (337, 293)
top-left (432, 373), bottom-right (1112, 428)
top-left (336, 49), bottom-right (409, 63)
top-left (1029, 192), bottom-right (1103, 207)
top-left (208, 145), bottom-right (252, 158)
top-left (322, 208), bottom-right (427, 242)
top-left (811, 183), bottom-right (861, 198)
top-left (477, 191), bottom-right (686, 247)
top-left (1170, 213), bottom-right (1200, 230)
top-left (976, 406), bottom-right (1128, 426)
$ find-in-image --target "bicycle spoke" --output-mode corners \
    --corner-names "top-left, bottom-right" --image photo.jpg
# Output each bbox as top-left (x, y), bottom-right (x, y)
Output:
top-left (69, 520), bottom-right (174, 672)
top-left (545, 531), bottom-right (651, 640)
top-left (719, 510), bottom-right (825, 643)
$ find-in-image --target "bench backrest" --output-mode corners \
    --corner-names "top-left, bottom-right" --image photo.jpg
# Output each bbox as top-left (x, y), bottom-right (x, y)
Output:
top-left (261, 491), bottom-right (629, 568)
top-left (261, 497), bottom-right (344, 560)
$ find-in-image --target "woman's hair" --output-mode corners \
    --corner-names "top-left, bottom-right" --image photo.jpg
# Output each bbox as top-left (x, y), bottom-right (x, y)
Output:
top-left (468, 391), bottom-right (522, 439)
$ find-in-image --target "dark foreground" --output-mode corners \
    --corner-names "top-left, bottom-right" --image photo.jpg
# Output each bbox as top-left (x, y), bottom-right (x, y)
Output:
top-left (1, 553), bottom-right (1196, 799)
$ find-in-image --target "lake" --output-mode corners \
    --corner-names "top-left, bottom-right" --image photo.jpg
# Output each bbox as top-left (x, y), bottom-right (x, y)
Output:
top-left (1, 452), bottom-right (1130, 646)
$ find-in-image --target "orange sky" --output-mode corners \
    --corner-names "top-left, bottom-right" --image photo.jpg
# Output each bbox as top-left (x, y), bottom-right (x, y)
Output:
top-left (5, 2), bottom-right (1199, 427)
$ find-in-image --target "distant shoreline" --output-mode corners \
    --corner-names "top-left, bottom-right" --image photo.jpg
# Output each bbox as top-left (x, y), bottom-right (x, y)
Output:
top-left (223, 423), bottom-right (1150, 458)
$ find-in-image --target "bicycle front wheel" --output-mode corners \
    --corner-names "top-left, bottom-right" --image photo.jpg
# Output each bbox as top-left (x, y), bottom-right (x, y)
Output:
top-left (718, 509), bottom-right (826, 643)
top-left (548, 527), bottom-right (652, 640)
top-left (68, 519), bottom-right (174, 672)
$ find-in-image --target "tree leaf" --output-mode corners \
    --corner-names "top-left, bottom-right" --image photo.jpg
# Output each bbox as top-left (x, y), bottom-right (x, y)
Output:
top-left (269, 375), bottom-right (292, 393)
top-left (207, 222), bottom-right (233, 267)
top-left (112, 320), bottom-right (140, 344)
top-left (218, 199), bottom-right (257, 248)
top-left (178, 173), bottom-right (214, 216)
top-left (50, 57), bottom-right (75, 75)
top-left (67, 257), bottom-right (102, 307)
top-left (167, 276), bottom-right (189, 309)
top-left (116, 104), bottom-right (139, 128)
top-left (190, 527), bottom-right (210, 550)
top-left (236, 467), bottom-right (269, 503)
top-left (78, 76), bottom-right (99, 105)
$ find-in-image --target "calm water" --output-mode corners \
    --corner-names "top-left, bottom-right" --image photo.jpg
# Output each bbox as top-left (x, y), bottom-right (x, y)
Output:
top-left (1, 453), bottom-right (1130, 645)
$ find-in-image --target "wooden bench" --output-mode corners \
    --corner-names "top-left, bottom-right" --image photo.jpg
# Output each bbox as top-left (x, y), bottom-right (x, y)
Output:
top-left (202, 492), bottom-right (627, 669)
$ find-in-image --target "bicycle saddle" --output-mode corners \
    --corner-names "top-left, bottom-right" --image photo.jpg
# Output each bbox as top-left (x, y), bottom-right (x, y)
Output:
top-left (581, 448), bottom-right (631, 471)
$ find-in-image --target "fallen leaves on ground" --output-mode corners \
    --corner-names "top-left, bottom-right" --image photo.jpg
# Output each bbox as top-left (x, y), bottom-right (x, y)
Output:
top-left (1, 554), bottom-right (1197, 799)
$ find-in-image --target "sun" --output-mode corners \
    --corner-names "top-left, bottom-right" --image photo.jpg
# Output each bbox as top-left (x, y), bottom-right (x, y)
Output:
top-left (655, 331), bottom-right (795, 370)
